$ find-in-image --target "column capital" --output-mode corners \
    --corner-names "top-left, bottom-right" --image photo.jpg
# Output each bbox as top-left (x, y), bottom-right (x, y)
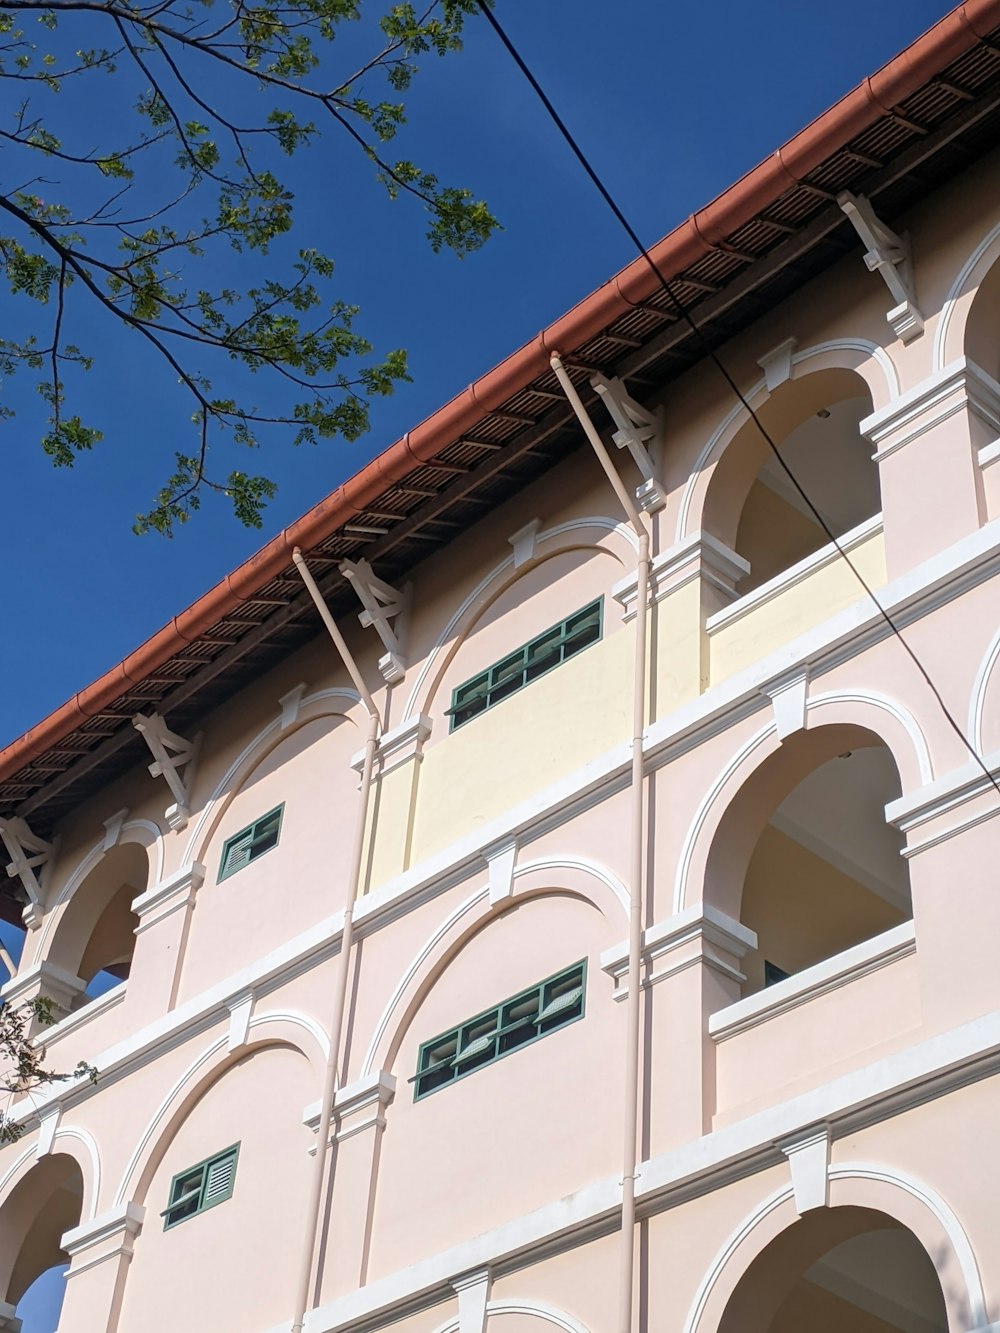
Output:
top-left (131, 862), bottom-right (205, 933)
top-left (62, 1202), bottom-right (145, 1278)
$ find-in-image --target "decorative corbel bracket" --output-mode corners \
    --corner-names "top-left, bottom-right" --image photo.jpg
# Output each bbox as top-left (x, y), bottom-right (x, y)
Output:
top-left (132, 712), bottom-right (201, 832)
top-left (590, 373), bottom-right (667, 513)
top-left (0, 816), bottom-right (53, 928)
top-left (838, 191), bottom-right (924, 342)
top-left (340, 558), bottom-right (411, 684)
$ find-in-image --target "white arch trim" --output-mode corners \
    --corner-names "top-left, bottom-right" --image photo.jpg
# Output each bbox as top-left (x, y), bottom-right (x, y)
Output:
top-left (681, 1161), bottom-right (987, 1333)
top-left (360, 855), bottom-right (630, 1076)
top-left (430, 1299), bottom-right (592, 1333)
top-left (0, 1126), bottom-right (100, 1222)
top-left (829, 1163), bottom-right (988, 1328)
top-left (34, 819), bottom-right (163, 958)
top-left (968, 625), bottom-right (1000, 753)
top-left (933, 217), bottom-right (1000, 372)
top-left (672, 689), bottom-right (933, 913)
top-left (181, 686), bottom-right (361, 864)
top-left (114, 1009), bottom-right (328, 1206)
top-left (401, 517), bottom-right (637, 723)
top-left (676, 339), bottom-right (899, 542)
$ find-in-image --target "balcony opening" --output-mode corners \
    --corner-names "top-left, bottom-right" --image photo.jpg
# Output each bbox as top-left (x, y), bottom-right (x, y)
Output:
top-left (47, 841), bottom-right (147, 1014)
top-left (735, 395), bottom-right (880, 596)
top-left (740, 742), bottom-right (909, 997)
top-left (0, 1154), bottom-right (83, 1332)
top-left (718, 1205), bottom-right (946, 1332)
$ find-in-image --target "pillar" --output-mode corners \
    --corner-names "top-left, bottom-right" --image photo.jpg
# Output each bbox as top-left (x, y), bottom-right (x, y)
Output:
top-left (126, 863), bottom-right (204, 1016)
top-left (57, 1203), bottom-right (144, 1333)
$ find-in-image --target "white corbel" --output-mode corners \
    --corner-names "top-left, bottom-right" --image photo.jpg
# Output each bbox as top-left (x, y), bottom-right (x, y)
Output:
top-left (0, 816), bottom-right (53, 928)
top-left (339, 558), bottom-right (411, 684)
top-left (590, 373), bottom-right (667, 513)
top-left (132, 713), bottom-right (201, 832)
top-left (838, 191), bottom-right (924, 342)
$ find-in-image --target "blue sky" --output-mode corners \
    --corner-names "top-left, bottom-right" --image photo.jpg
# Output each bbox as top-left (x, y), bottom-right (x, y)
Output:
top-left (0, 1), bottom-right (960, 755)
top-left (0, 2), bottom-right (964, 1322)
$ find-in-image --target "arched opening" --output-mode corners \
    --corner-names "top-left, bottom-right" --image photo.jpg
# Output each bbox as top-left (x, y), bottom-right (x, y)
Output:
top-left (0, 1154), bottom-right (84, 1330)
top-left (964, 250), bottom-right (1000, 379)
top-left (47, 842), bottom-right (147, 1009)
top-left (718, 1205), bottom-right (947, 1332)
top-left (705, 725), bottom-right (910, 997)
top-left (703, 369), bottom-right (881, 598)
top-left (735, 396), bottom-right (879, 595)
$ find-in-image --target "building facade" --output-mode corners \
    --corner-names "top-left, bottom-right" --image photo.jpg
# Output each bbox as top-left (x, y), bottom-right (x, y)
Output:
top-left (2, 5), bottom-right (1000, 1331)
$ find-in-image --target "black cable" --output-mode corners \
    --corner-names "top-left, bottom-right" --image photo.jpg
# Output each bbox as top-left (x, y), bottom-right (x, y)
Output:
top-left (477, 0), bottom-right (1000, 799)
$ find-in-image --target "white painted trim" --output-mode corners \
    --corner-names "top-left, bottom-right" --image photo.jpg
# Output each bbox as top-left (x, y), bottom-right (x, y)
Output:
top-left (181, 686), bottom-right (361, 865)
top-left (933, 216), bottom-right (1000, 371)
top-left (430, 1299), bottom-right (591, 1333)
top-left (886, 749), bottom-right (1000, 833)
top-left (62, 1201), bottom-right (144, 1257)
top-left (676, 338), bottom-right (899, 541)
top-left (978, 438), bottom-right (1000, 470)
top-left (286, 1003), bottom-right (1000, 1333)
top-left (34, 819), bottom-right (163, 958)
top-left (114, 1007), bottom-right (328, 1206)
top-left (708, 922), bottom-right (915, 1041)
top-left (401, 516), bottom-right (637, 721)
top-left (130, 861), bottom-right (205, 932)
top-left (37, 978), bottom-right (126, 1047)
top-left (828, 1163), bottom-right (989, 1328)
top-left (600, 904), bottom-right (755, 996)
top-left (612, 531), bottom-right (748, 621)
top-left (705, 513), bottom-right (883, 634)
top-left (778, 1125), bottom-right (829, 1213)
top-left (673, 687), bottom-right (932, 914)
top-left (359, 855), bottom-right (629, 1077)
top-left (862, 358), bottom-right (1000, 462)
top-left (969, 628), bottom-right (1000, 753)
top-left (351, 713), bottom-right (431, 775)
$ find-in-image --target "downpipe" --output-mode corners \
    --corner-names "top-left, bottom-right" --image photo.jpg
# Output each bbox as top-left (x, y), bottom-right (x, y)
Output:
top-left (290, 548), bottom-right (381, 1333)
top-left (550, 354), bottom-right (650, 1333)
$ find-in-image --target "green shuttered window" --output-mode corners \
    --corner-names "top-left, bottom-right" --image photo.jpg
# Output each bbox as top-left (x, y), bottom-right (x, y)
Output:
top-left (447, 599), bottom-right (603, 731)
top-left (162, 1144), bottom-right (240, 1229)
top-left (413, 961), bottom-right (586, 1100)
top-left (219, 805), bottom-right (283, 881)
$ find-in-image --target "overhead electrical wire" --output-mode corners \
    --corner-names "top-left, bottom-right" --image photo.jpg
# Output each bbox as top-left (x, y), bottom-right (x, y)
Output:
top-left (475, 0), bottom-right (1000, 799)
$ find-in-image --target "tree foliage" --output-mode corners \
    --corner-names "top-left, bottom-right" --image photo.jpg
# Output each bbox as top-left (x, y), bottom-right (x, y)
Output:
top-left (0, 996), bottom-right (96, 1145)
top-left (0, 0), bottom-right (498, 533)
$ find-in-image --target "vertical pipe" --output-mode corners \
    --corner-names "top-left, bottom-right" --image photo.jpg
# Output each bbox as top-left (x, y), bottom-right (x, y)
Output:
top-left (290, 549), bottom-right (381, 1333)
top-left (550, 355), bottom-right (649, 1333)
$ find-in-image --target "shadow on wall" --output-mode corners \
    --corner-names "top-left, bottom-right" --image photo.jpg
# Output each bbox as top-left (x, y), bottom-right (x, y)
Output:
top-left (0, 1153), bottom-right (83, 1330)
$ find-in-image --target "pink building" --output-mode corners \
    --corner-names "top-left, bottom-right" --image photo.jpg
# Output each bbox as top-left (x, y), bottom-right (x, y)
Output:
top-left (2, 4), bottom-right (1000, 1329)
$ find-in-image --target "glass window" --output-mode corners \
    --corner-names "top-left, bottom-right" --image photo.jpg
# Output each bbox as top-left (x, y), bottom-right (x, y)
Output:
top-left (219, 805), bottom-right (284, 881)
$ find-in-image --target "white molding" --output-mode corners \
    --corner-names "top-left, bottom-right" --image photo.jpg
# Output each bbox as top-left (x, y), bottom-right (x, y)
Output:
top-left (62, 1202), bottom-right (144, 1278)
top-left (508, 519), bottom-right (542, 569)
top-left (452, 1267), bottom-right (490, 1333)
top-left (933, 216), bottom-right (1000, 371)
top-left (777, 1125), bottom-right (829, 1213)
top-left (676, 338), bottom-right (899, 541)
top-left (0, 1300), bottom-right (20, 1333)
top-left (226, 990), bottom-right (254, 1052)
top-left (131, 861), bottom-right (205, 933)
top-left (886, 749), bottom-right (1000, 862)
top-left (861, 358), bottom-right (1000, 462)
top-left (708, 921), bottom-right (915, 1041)
top-left (302, 1070), bottom-right (396, 1147)
top-left (33, 978), bottom-right (126, 1046)
top-left (484, 840), bottom-right (517, 905)
top-left (20, 519), bottom-right (1000, 1127)
top-left (273, 1005), bottom-right (1000, 1333)
top-left (613, 531), bottom-right (748, 621)
top-left (0, 959), bottom-right (87, 1014)
top-left (36, 1107), bottom-right (60, 1160)
top-left (400, 516), bottom-right (637, 722)
top-left (278, 682), bottom-right (308, 730)
top-left (101, 809), bottom-right (129, 851)
top-left (978, 438), bottom-right (1000, 470)
top-left (757, 337), bottom-right (798, 393)
top-left (705, 513), bottom-right (883, 634)
top-left (351, 713), bottom-right (432, 776)
top-left (63, 1201), bottom-right (144, 1256)
top-left (180, 686), bottom-right (361, 866)
top-left (969, 629), bottom-right (1000, 753)
top-left (601, 905), bottom-right (755, 998)
top-left (762, 665), bottom-right (809, 741)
